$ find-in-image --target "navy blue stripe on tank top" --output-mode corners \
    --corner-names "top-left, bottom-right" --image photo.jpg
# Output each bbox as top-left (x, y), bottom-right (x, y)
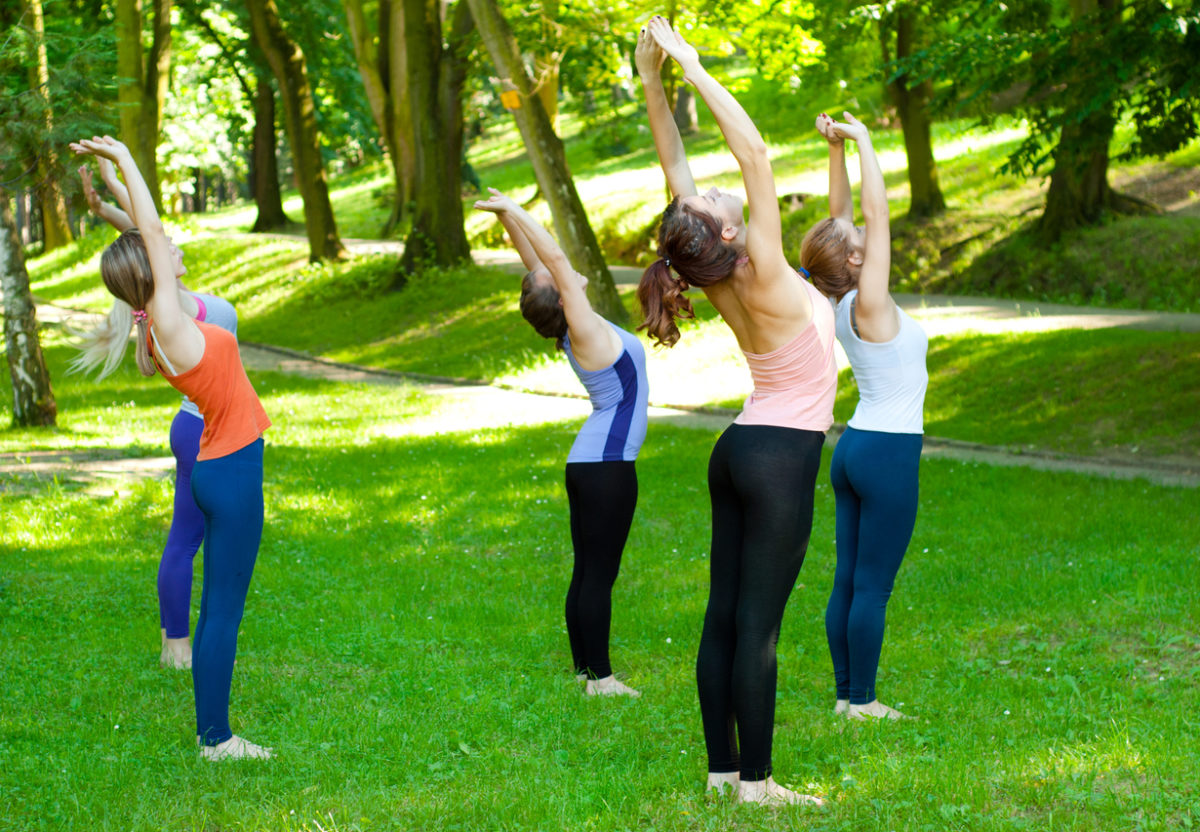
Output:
top-left (603, 351), bottom-right (639, 461)
top-left (564, 322), bottom-right (649, 464)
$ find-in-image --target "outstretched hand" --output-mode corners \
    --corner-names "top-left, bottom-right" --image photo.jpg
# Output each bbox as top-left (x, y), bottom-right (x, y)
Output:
top-left (473, 187), bottom-right (518, 215)
top-left (646, 16), bottom-right (699, 73)
top-left (822, 112), bottom-right (869, 144)
top-left (635, 24), bottom-right (667, 77)
top-left (77, 165), bottom-right (103, 213)
top-left (816, 113), bottom-right (843, 146)
top-left (69, 136), bottom-right (133, 164)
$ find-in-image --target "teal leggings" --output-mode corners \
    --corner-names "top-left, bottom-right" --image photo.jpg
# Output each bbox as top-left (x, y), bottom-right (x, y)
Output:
top-left (825, 427), bottom-right (921, 705)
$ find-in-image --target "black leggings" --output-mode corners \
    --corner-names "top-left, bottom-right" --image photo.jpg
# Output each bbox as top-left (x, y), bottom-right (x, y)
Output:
top-left (564, 461), bottom-right (638, 679)
top-left (697, 424), bottom-right (824, 780)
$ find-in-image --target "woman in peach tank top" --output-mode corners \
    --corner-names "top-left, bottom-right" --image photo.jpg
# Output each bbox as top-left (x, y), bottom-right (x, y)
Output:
top-left (70, 135), bottom-right (271, 762)
top-left (636, 18), bottom-right (834, 806)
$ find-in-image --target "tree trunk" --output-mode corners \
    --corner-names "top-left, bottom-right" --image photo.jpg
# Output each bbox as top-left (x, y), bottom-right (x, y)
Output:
top-left (116, 0), bottom-right (171, 214)
top-left (247, 0), bottom-right (346, 261)
top-left (23, 0), bottom-right (72, 251)
top-left (882, 8), bottom-right (946, 221)
top-left (673, 86), bottom-right (698, 134)
top-left (465, 0), bottom-right (628, 325)
top-left (1036, 0), bottom-right (1140, 244)
top-left (344, 0), bottom-right (415, 237)
top-left (398, 0), bottom-right (473, 277)
top-left (0, 191), bottom-right (57, 427)
top-left (249, 68), bottom-right (291, 232)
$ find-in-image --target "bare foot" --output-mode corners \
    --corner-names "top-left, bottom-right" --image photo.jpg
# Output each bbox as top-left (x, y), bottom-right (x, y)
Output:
top-left (847, 700), bottom-right (906, 721)
top-left (575, 672), bottom-right (587, 683)
top-left (737, 776), bottom-right (824, 806)
top-left (834, 699), bottom-right (849, 716)
top-left (585, 675), bottom-right (640, 698)
top-left (706, 771), bottom-right (739, 797)
top-left (199, 735), bottom-right (272, 761)
top-left (160, 636), bottom-right (192, 670)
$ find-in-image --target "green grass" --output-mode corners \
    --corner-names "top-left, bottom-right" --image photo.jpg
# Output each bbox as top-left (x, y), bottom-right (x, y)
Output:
top-left (2, 346), bottom-right (1198, 831)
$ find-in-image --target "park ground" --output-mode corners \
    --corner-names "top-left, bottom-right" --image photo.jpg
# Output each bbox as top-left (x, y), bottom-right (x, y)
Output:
top-left (1, 110), bottom-right (1198, 831)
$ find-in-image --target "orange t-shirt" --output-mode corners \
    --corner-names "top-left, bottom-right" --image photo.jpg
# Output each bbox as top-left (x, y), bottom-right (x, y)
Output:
top-left (149, 320), bottom-right (271, 460)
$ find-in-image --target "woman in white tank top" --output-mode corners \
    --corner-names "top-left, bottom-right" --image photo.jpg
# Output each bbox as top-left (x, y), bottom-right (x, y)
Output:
top-left (799, 113), bottom-right (929, 722)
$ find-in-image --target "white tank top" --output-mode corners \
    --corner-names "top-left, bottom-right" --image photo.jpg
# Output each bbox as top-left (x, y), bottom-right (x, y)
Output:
top-left (835, 289), bottom-right (928, 434)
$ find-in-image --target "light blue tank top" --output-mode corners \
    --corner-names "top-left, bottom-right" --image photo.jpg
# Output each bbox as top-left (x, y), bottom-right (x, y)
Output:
top-left (179, 292), bottom-right (238, 419)
top-left (563, 321), bottom-right (649, 463)
top-left (835, 289), bottom-right (928, 434)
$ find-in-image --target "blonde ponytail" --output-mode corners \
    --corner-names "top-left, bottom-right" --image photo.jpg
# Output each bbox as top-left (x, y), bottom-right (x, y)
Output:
top-left (68, 299), bottom-right (136, 379)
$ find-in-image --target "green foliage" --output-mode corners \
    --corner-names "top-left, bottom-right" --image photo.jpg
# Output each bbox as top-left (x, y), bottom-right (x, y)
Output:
top-left (0, 1), bottom-right (115, 192)
top-left (912, 0), bottom-right (1200, 178)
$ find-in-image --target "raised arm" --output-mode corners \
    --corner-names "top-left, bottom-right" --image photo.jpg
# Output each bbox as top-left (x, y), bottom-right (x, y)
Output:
top-left (79, 164), bottom-right (134, 232)
top-left (833, 113), bottom-right (896, 340)
top-left (647, 18), bottom-right (796, 295)
top-left (636, 25), bottom-right (696, 198)
top-left (493, 209), bottom-right (544, 274)
top-left (817, 113), bottom-right (854, 223)
top-left (474, 189), bottom-right (618, 367)
top-left (97, 156), bottom-right (134, 218)
top-left (70, 136), bottom-right (203, 368)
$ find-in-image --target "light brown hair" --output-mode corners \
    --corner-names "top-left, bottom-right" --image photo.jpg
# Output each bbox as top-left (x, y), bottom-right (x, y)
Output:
top-left (800, 218), bottom-right (858, 301)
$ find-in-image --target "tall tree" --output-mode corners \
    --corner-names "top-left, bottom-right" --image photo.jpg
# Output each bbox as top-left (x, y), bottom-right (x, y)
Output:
top-left (22, 0), bottom-right (72, 250)
top-left (1036, 0), bottom-right (1126, 242)
top-left (342, 0), bottom-right (416, 236)
top-left (178, 0), bottom-right (291, 231)
top-left (919, 0), bottom-right (1199, 244)
top-left (466, 0), bottom-right (628, 324)
top-left (880, 4), bottom-right (945, 220)
top-left (116, 0), bottom-right (172, 213)
top-left (398, 0), bottom-right (474, 275)
top-left (247, 0), bottom-right (347, 261)
top-left (0, 190), bottom-right (56, 427)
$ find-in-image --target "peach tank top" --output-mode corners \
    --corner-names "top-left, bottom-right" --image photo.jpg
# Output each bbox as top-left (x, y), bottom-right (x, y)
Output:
top-left (734, 277), bottom-right (837, 432)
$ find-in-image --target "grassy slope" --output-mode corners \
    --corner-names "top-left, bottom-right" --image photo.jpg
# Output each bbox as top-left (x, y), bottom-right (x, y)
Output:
top-left (24, 237), bottom-right (1200, 459)
top-left (2, 354), bottom-right (1197, 831)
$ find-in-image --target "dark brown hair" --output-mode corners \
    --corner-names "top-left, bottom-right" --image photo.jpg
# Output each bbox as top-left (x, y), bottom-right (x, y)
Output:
top-left (638, 197), bottom-right (739, 347)
top-left (98, 228), bottom-right (158, 376)
top-left (800, 218), bottom-right (857, 301)
top-left (520, 270), bottom-right (568, 349)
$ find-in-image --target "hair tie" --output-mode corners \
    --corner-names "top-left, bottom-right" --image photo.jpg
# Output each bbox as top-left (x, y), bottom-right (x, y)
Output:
top-left (797, 266), bottom-right (811, 279)
top-left (663, 258), bottom-right (672, 268)
top-left (132, 309), bottom-right (148, 323)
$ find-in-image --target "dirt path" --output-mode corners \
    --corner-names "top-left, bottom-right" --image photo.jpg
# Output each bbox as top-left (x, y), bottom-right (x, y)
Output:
top-left (12, 300), bottom-right (1197, 493)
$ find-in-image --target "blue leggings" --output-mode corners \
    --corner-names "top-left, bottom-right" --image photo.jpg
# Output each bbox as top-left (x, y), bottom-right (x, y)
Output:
top-left (824, 427), bottom-right (922, 705)
top-left (159, 410), bottom-right (205, 639)
top-left (190, 439), bottom-right (264, 746)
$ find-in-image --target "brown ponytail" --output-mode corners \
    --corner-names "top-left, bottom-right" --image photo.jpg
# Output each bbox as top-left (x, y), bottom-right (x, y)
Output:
top-left (637, 197), bottom-right (739, 348)
top-left (519, 270), bottom-right (568, 349)
top-left (800, 218), bottom-right (857, 301)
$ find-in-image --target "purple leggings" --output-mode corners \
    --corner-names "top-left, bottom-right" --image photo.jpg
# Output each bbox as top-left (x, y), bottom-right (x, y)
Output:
top-left (158, 410), bottom-right (205, 638)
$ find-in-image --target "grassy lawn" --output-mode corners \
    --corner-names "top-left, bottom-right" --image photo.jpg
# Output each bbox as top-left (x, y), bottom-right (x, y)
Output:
top-left (2, 347), bottom-right (1197, 831)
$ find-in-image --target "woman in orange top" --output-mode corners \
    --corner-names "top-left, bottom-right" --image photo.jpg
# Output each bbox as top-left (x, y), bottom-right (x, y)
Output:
top-left (70, 135), bottom-right (271, 761)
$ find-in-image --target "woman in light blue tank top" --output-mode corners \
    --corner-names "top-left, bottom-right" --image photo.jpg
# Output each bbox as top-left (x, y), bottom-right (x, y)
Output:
top-left (799, 113), bottom-right (929, 722)
top-left (78, 160), bottom-right (240, 672)
top-left (476, 188), bottom-right (648, 698)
